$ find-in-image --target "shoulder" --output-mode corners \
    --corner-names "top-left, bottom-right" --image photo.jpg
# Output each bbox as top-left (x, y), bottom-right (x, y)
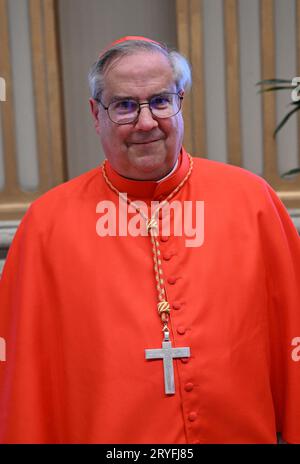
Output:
top-left (191, 156), bottom-right (269, 198)
top-left (18, 166), bottom-right (104, 235)
top-left (27, 166), bottom-right (104, 218)
top-left (38, 166), bottom-right (103, 202)
top-left (192, 156), bottom-right (264, 183)
top-left (190, 156), bottom-right (299, 235)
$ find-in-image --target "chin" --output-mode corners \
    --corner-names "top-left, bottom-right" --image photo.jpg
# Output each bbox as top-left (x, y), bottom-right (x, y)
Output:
top-left (132, 161), bottom-right (174, 181)
top-left (132, 148), bottom-right (169, 167)
top-left (135, 156), bottom-right (169, 171)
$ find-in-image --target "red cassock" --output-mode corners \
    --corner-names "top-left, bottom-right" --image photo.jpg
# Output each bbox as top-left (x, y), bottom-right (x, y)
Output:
top-left (0, 149), bottom-right (299, 443)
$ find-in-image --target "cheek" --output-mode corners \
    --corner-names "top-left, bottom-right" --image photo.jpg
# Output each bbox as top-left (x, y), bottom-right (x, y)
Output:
top-left (100, 125), bottom-right (131, 149)
top-left (176, 113), bottom-right (184, 130)
top-left (158, 119), bottom-right (174, 136)
top-left (113, 130), bottom-right (130, 149)
top-left (164, 116), bottom-right (183, 141)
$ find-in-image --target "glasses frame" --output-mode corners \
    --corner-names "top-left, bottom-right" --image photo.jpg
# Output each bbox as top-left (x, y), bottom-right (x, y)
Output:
top-left (97, 91), bottom-right (184, 125)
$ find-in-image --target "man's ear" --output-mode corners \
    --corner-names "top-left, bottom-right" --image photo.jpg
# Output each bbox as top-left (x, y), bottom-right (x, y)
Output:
top-left (89, 98), bottom-right (101, 133)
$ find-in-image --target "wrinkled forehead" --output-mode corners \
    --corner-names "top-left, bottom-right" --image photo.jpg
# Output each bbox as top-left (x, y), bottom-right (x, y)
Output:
top-left (102, 50), bottom-right (175, 91)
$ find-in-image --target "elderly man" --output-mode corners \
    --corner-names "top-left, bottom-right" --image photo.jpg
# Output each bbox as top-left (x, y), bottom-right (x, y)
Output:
top-left (0, 36), bottom-right (299, 444)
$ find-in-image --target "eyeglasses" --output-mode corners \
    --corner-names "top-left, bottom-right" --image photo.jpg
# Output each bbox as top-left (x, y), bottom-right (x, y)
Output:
top-left (97, 92), bottom-right (183, 125)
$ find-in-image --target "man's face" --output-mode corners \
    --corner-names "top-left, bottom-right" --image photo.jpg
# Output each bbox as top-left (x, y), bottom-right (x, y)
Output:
top-left (90, 51), bottom-right (184, 180)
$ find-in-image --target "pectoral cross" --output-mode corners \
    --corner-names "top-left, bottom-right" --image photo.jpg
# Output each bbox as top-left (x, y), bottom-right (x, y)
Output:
top-left (145, 331), bottom-right (190, 395)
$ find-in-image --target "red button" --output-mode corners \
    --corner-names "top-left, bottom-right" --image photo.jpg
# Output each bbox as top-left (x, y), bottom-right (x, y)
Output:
top-left (172, 301), bottom-right (181, 310)
top-left (160, 236), bottom-right (169, 242)
top-left (177, 326), bottom-right (186, 335)
top-left (181, 357), bottom-right (189, 364)
top-left (188, 412), bottom-right (197, 422)
top-left (184, 382), bottom-right (194, 392)
top-left (167, 276), bottom-right (177, 285)
top-left (163, 252), bottom-right (172, 261)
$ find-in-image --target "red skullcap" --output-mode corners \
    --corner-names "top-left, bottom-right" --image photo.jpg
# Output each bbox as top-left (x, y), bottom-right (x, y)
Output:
top-left (98, 36), bottom-right (164, 58)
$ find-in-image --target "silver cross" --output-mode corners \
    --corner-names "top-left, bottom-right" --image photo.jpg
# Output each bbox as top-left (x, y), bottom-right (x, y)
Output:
top-left (145, 331), bottom-right (191, 395)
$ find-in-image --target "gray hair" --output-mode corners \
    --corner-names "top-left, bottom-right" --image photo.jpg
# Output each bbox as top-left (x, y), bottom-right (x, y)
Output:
top-left (88, 40), bottom-right (192, 101)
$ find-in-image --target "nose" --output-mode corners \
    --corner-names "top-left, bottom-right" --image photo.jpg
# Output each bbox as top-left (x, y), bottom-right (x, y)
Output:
top-left (134, 105), bottom-right (158, 131)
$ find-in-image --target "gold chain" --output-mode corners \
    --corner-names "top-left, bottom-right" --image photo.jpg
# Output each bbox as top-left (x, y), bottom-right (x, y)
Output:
top-left (101, 155), bottom-right (193, 331)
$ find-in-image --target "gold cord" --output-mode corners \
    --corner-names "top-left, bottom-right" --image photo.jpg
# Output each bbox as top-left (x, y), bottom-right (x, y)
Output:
top-left (101, 155), bottom-right (193, 331)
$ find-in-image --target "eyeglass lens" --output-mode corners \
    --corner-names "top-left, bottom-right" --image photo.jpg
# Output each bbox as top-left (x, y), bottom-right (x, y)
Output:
top-left (108, 93), bottom-right (181, 124)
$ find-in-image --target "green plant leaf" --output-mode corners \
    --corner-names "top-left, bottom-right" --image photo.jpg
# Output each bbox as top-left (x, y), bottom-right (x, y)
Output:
top-left (281, 168), bottom-right (300, 177)
top-left (258, 85), bottom-right (294, 94)
top-left (274, 105), bottom-right (300, 137)
top-left (256, 78), bottom-right (300, 176)
top-left (256, 79), bottom-right (292, 86)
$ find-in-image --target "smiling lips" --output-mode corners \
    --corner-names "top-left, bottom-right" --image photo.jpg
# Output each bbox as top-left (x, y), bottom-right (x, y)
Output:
top-left (130, 138), bottom-right (163, 145)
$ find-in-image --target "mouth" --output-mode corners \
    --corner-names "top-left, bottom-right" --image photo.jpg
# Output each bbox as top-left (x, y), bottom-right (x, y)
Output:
top-left (130, 139), bottom-right (163, 146)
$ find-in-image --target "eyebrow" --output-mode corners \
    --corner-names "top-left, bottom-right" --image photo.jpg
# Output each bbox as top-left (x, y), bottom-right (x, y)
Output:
top-left (109, 89), bottom-right (174, 103)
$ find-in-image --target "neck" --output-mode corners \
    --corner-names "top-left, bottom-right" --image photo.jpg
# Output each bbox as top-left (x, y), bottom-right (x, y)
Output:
top-left (156, 160), bottom-right (179, 183)
top-left (102, 148), bottom-right (190, 200)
